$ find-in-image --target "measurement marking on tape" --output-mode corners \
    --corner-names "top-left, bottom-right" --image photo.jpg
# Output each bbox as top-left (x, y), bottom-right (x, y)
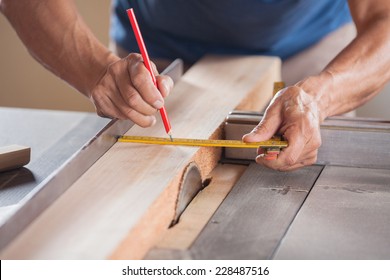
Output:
top-left (117, 136), bottom-right (288, 149)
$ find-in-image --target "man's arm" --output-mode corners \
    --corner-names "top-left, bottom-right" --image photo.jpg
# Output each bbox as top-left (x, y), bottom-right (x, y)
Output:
top-left (0, 0), bottom-right (172, 126)
top-left (243, 0), bottom-right (390, 171)
top-left (318, 0), bottom-right (390, 116)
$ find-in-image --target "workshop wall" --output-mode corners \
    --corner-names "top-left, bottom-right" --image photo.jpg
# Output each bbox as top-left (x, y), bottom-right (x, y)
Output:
top-left (0, 0), bottom-right (111, 112)
top-left (0, 1), bottom-right (389, 118)
top-left (356, 83), bottom-right (390, 119)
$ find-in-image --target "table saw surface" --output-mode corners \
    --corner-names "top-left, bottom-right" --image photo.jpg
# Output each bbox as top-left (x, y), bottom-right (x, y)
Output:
top-left (0, 107), bottom-right (109, 221)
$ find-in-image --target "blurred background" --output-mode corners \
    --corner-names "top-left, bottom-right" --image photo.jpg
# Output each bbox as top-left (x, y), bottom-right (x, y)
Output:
top-left (0, 0), bottom-right (110, 113)
top-left (1, 0), bottom-right (389, 118)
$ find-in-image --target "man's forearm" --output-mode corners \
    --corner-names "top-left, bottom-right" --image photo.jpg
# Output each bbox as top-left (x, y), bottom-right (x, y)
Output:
top-left (0, 0), bottom-right (119, 97)
top-left (297, 1), bottom-right (390, 121)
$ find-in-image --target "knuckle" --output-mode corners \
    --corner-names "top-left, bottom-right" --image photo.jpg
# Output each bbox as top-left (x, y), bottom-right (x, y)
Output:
top-left (132, 72), bottom-right (149, 89)
top-left (123, 107), bottom-right (134, 118)
top-left (314, 134), bottom-right (322, 148)
top-left (96, 110), bottom-right (112, 119)
top-left (90, 90), bottom-right (105, 106)
top-left (127, 53), bottom-right (142, 63)
top-left (308, 133), bottom-right (322, 150)
top-left (106, 61), bottom-right (124, 77)
top-left (313, 139), bottom-right (321, 150)
top-left (254, 121), bottom-right (271, 135)
top-left (96, 110), bottom-right (105, 118)
top-left (126, 90), bottom-right (141, 107)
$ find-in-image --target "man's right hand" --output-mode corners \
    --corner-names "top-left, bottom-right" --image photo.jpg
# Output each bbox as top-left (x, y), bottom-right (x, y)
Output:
top-left (90, 53), bottom-right (174, 127)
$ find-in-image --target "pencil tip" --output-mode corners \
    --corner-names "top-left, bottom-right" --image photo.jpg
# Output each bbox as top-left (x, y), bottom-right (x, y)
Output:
top-left (168, 132), bottom-right (174, 142)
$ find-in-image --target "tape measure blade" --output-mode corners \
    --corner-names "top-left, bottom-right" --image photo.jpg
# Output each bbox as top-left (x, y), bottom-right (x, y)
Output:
top-left (117, 136), bottom-right (287, 149)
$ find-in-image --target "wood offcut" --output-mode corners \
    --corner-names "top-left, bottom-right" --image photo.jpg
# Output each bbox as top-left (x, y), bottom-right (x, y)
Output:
top-left (0, 145), bottom-right (30, 173)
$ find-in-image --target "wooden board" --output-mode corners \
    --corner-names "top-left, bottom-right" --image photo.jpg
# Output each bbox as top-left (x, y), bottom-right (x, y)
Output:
top-left (0, 145), bottom-right (30, 173)
top-left (0, 55), bottom-right (281, 259)
top-left (189, 163), bottom-right (323, 260)
top-left (274, 165), bottom-right (390, 259)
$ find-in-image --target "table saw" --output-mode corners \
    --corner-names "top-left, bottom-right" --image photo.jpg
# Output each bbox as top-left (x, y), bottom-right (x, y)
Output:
top-left (0, 55), bottom-right (389, 259)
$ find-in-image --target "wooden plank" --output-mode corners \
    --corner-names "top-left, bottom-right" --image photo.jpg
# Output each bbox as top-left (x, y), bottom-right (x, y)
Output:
top-left (0, 55), bottom-right (281, 259)
top-left (146, 163), bottom-right (247, 257)
top-left (274, 165), bottom-right (390, 259)
top-left (189, 163), bottom-right (323, 260)
top-left (0, 145), bottom-right (30, 173)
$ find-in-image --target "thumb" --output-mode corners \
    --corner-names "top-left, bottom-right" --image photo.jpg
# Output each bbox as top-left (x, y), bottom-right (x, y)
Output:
top-left (242, 115), bottom-right (280, 143)
top-left (156, 75), bottom-right (173, 98)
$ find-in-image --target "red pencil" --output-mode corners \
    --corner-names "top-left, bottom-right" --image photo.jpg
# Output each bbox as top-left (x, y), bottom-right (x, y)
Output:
top-left (126, 8), bottom-right (173, 140)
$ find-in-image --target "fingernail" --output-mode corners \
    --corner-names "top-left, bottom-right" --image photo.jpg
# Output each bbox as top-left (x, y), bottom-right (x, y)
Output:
top-left (165, 78), bottom-right (173, 93)
top-left (264, 155), bottom-right (278, 160)
top-left (258, 153), bottom-right (265, 158)
top-left (153, 100), bottom-right (163, 109)
top-left (161, 80), bottom-right (169, 94)
top-left (150, 116), bottom-right (157, 126)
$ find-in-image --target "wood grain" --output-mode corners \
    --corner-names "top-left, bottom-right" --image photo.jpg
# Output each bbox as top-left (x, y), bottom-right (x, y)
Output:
top-left (0, 55), bottom-right (281, 259)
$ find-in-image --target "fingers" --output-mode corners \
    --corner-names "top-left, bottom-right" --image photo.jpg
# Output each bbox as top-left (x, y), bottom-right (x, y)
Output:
top-left (127, 54), bottom-right (165, 109)
top-left (91, 84), bottom-right (157, 127)
top-left (114, 69), bottom-right (158, 116)
top-left (242, 106), bottom-right (282, 143)
top-left (256, 146), bottom-right (318, 171)
top-left (247, 85), bottom-right (322, 171)
top-left (156, 75), bottom-right (174, 98)
top-left (254, 119), bottom-right (321, 171)
top-left (242, 121), bottom-right (277, 143)
top-left (90, 53), bottom-right (173, 127)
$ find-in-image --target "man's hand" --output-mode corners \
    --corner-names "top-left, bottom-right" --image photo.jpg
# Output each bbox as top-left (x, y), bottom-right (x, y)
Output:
top-left (90, 53), bottom-right (173, 127)
top-left (0, 0), bottom-right (173, 127)
top-left (243, 86), bottom-right (322, 171)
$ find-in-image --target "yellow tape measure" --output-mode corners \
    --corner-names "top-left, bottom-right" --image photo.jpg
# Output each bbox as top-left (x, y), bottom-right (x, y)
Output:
top-left (273, 81), bottom-right (286, 96)
top-left (117, 136), bottom-right (288, 149)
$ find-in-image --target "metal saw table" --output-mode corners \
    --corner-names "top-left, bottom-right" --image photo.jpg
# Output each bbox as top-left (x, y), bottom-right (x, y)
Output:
top-left (2, 108), bottom-right (390, 260)
top-left (0, 107), bottom-right (110, 223)
top-left (1, 108), bottom-right (390, 259)
top-left (146, 113), bottom-right (390, 260)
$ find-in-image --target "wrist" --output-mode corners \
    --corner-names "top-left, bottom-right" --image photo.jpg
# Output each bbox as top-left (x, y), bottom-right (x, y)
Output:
top-left (294, 71), bottom-right (335, 122)
top-left (85, 51), bottom-right (121, 98)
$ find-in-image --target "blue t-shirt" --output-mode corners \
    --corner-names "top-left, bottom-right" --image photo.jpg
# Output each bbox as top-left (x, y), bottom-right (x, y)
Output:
top-left (111, 0), bottom-right (351, 64)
